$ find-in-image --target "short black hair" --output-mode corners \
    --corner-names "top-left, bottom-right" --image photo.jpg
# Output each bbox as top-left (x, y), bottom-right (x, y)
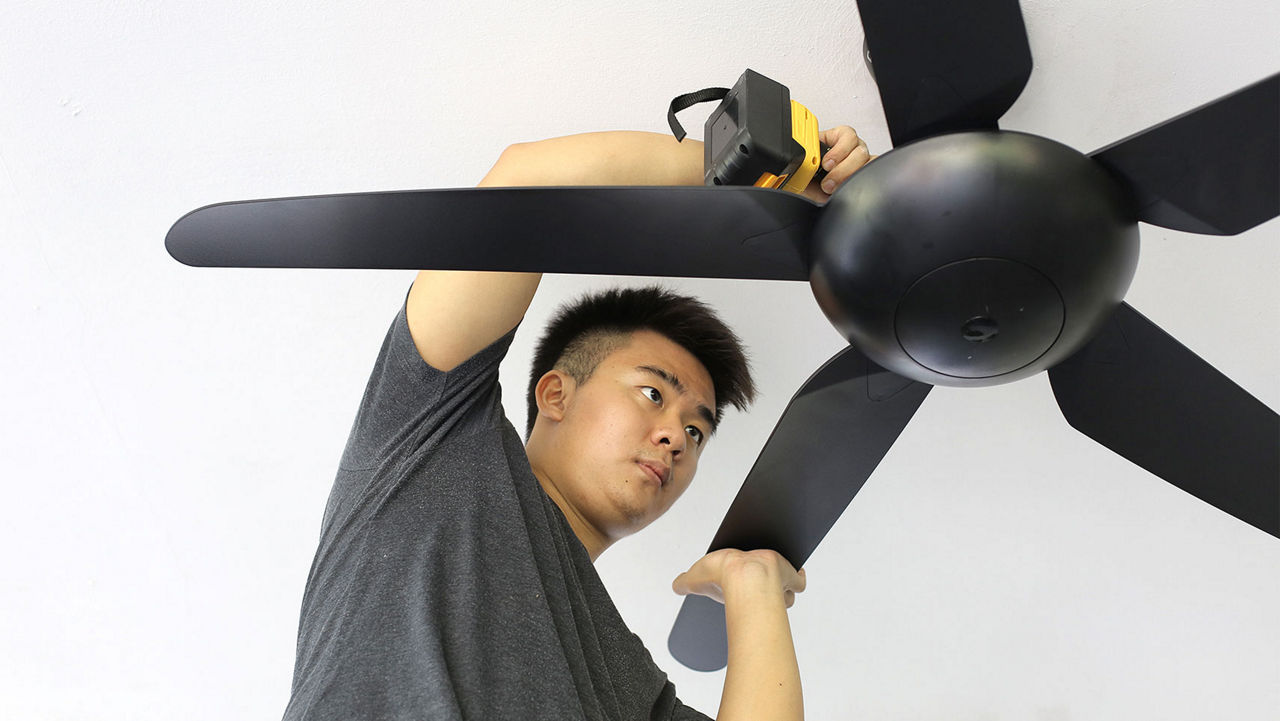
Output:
top-left (525, 286), bottom-right (755, 438)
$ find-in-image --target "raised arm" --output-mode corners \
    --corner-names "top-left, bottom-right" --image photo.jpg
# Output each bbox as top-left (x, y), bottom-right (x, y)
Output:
top-left (405, 131), bottom-right (704, 371)
top-left (673, 549), bottom-right (808, 721)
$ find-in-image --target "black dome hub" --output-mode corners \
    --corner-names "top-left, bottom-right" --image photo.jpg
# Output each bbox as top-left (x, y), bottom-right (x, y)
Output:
top-left (810, 130), bottom-right (1140, 387)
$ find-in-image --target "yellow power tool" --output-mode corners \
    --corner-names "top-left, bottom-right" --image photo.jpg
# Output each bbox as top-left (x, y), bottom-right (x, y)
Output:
top-left (668, 69), bottom-right (829, 194)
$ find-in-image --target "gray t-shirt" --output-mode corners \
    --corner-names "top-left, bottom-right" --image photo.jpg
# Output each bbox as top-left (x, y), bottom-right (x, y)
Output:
top-left (283, 294), bottom-right (711, 720)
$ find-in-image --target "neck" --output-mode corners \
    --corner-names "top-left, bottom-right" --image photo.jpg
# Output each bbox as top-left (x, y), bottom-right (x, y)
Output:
top-left (527, 454), bottom-right (611, 562)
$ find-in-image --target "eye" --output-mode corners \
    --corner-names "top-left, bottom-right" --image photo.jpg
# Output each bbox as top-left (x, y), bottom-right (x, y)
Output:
top-left (686, 425), bottom-right (705, 446)
top-left (641, 386), bottom-right (663, 404)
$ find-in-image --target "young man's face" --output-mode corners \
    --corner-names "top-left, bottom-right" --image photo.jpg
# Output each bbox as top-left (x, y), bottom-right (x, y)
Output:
top-left (544, 329), bottom-right (716, 544)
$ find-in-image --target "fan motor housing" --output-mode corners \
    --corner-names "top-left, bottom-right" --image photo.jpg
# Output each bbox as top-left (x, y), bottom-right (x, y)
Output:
top-left (810, 130), bottom-right (1140, 387)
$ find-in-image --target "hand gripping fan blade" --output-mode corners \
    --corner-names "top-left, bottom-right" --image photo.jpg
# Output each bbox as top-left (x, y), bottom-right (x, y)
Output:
top-left (165, 186), bottom-right (819, 280)
top-left (855, 0), bottom-right (1032, 147)
top-left (1090, 73), bottom-right (1279, 235)
top-left (668, 345), bottom-right (932, 671)
top-left (1049, 303), bottom-right (1279, 537)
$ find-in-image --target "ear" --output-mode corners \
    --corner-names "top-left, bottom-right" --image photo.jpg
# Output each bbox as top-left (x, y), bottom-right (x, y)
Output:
top-left (533, 370), bottom-right (575, 423)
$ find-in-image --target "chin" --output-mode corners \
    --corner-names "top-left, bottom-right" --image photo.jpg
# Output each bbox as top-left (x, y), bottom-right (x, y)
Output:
top-left (612, 502), bottom-right (660, 537)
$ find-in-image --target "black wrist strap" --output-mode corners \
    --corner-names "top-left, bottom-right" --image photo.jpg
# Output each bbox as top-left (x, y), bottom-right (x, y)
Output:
top-left (667, 87), bottom-right (730, 142)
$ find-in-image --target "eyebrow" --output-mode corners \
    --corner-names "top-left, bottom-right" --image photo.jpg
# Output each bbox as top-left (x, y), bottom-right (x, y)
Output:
top-left (636, 365), bottom-right (717, 433)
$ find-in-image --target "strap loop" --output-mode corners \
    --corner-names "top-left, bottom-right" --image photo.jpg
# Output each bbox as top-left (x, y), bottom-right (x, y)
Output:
top-left (667, 87), bottom-right (730, 142)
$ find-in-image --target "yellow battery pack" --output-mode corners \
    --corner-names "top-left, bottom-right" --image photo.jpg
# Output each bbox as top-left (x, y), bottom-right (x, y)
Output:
top-left (781, 100), bottom-right (822, 193)
top-left (751, 101), bottom-right (821, 192)
top-left (692, 69), bottom-right (825, 195)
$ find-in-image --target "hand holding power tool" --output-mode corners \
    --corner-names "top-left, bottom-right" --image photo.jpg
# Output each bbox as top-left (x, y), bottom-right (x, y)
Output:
top-left (668, 69), bottom-right (872, 201)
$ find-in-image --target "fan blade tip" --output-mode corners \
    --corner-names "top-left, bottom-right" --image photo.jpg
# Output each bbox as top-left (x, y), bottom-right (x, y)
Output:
top-left (667, 643), bottom-right (727, 673)
top-left (667, 639), bottom-right (723, 672)
top-left (164, 233), bottom-right (190, 266)
top-left (164, 217), bottom-right (204, 267)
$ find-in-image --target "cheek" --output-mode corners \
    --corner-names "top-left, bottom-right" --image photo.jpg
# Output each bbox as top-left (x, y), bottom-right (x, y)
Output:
top-left (672, 457), bottom-right (699, 492)
top-left (566, 397), bottom-right (636, 454)
top-left (661, 474), bottom-right (696, 513)
top-left (568, 392), bottom-right (616, 429)
top-left (589, 398), bottom-right (646, 438)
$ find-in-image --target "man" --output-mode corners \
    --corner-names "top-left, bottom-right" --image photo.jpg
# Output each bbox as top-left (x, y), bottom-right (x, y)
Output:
top-left (283, 126), bottom-right (873, 720)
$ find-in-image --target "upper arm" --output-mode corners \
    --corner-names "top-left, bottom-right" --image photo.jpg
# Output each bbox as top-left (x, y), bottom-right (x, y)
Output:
top-left (407, 145), bottom-right (542, 372)
top-left (407, 269), bottom-right (541, 372)
top-left (502, 131), bottom-right (704, 186)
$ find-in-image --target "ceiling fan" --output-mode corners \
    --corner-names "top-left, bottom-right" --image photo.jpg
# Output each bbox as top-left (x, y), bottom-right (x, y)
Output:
top-left (165, 0), bottom-right (1279, 672)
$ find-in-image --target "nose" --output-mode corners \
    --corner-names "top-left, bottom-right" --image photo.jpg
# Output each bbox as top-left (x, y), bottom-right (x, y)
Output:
top-left (654, 416), bottom-right (685, 457)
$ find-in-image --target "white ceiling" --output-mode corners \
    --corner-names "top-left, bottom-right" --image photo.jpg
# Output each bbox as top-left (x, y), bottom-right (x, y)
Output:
top-left (2, 0), bottom-right (1277, 718)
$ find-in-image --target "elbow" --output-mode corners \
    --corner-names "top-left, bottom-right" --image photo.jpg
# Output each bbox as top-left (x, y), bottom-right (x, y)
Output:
top-left (478, 144), bottom-right (531, 187)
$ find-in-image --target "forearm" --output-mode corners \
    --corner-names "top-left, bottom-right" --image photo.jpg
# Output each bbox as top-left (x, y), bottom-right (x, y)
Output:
top-left (407, 130), bottom-right (701, 369)
top-left (502, 131), bottom-right (705, 187)
top-left (716, 565), bottom-right (803, 721)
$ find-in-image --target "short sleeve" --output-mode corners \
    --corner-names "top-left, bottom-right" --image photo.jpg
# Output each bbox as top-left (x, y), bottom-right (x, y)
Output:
top-left (337, 288), bottom-right (518, 473)
top-left (321, 287), bottom-right (518, 537)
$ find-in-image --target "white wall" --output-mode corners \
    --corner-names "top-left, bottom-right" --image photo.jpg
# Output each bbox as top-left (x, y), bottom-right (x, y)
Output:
top-left (2, 1), bottom-right (1277, 718)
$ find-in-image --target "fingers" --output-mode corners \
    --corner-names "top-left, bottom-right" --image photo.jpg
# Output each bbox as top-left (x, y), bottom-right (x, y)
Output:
top-left (819, 126), bottom-right (871, 195)
top-left (772, 560), bottom-right (805, 611)
top-left (819, 125), bottom-right (860, 170)
top-left (803, 125), bottom-right (874, 203)
top-left (673, 549), bottom-right (807, 610)
top-left (779, 568), bottom-right (805, 608)
top-left (671, 555), bottom-right (728, 604)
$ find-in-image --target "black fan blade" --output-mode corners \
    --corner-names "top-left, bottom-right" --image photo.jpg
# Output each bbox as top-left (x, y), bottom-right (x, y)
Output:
top-left (856, 0), bottom-right (1032, 147)
top-left (669, 345), bottom-right (932, 671)
top-left (1049, 303), bottom-right (1279, 537)
top-left (165, 186), bottom-right (819, 280)
top-left (1090, 73), bottom-right (1279, 235)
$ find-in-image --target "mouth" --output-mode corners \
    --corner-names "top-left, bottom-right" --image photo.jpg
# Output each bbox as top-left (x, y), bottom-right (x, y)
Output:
top-left (636, 461), bottom-right (669, 487)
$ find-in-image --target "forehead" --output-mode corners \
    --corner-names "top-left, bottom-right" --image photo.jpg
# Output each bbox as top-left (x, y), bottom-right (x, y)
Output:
top-left (599, 330), bottom-right (715, 404)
